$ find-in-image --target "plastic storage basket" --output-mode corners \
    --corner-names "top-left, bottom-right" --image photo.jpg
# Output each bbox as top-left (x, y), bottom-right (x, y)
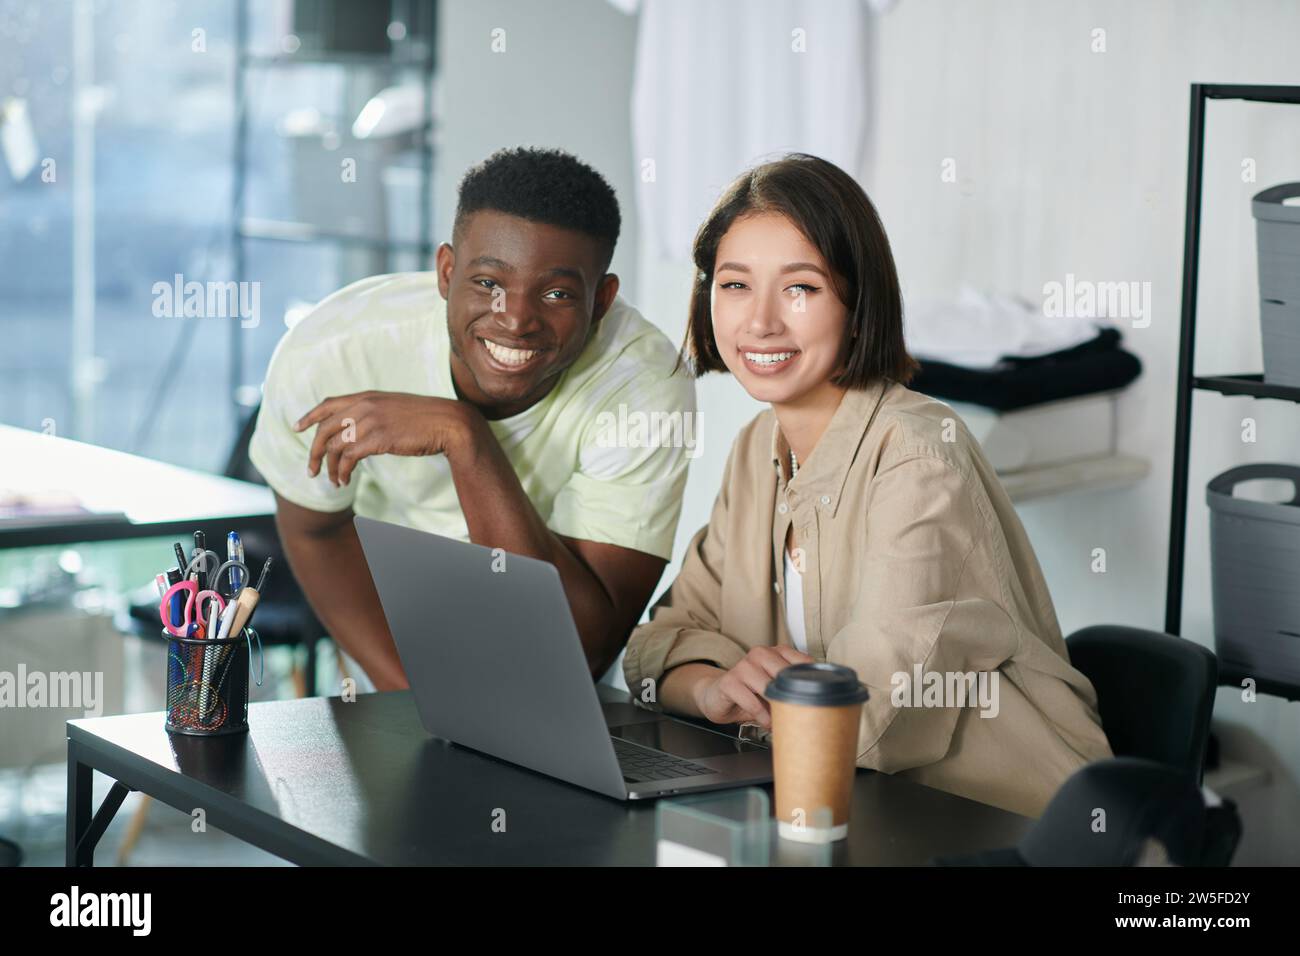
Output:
top-left (1207, 464), bottom-right (1300, 689)
top-left (1253, 182), bottom-right (1300, 387)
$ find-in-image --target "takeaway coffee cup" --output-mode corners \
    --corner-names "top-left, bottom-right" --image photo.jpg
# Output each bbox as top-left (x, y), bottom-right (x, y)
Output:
top-left (766, 662), bottom-right (870, 843)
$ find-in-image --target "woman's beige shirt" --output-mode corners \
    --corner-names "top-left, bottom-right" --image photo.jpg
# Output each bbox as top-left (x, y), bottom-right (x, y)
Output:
top-left (624, 380), bottom-right (1113, 818)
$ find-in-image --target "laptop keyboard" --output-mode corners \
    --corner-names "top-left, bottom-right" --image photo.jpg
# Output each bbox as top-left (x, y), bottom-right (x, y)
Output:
top-left (613, 738), bottom-right (718, 783)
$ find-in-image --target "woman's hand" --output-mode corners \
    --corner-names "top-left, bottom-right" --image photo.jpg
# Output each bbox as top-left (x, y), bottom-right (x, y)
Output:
top-left (693, 645), bottom-right (814, 729)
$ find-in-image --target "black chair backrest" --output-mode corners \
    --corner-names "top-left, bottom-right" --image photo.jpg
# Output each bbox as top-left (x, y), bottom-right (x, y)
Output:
top-left (217, 403), bottom-right (313, 614)
top-left (1065, 625), bottom-right (1218, 783)
top-left (224, 403), bottom-right (265, 485)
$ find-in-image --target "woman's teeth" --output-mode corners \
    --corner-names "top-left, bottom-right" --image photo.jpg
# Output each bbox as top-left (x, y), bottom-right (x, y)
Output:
top-left (743, 351), bottom-right (797, 365)
top-left (482, 338), bottom-right (541, 367)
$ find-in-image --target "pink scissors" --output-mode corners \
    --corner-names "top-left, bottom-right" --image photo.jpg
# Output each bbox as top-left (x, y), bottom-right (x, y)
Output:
top-left (159, 579), bottom-right (227, 638)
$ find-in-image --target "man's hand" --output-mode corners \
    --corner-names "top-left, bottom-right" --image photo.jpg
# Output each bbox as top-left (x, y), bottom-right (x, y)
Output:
top-left (289, 388), bottom-right (664, 679)
top-left (693, 646), bottom-right (814, 729)
top-left (295, 391), bottom-right (482, 487)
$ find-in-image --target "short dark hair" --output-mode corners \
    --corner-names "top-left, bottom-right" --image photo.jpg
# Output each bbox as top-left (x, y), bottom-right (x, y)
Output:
top-left (453, 147), bottom-right (621, 270)
top-left (682, 153), bottom-right (918, 388)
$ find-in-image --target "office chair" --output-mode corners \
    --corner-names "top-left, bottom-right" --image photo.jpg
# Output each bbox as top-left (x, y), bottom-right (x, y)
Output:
top-left (935, 756), bottom-right (1241, 866)
top-left (1065, 624), bottom-right (1218, 783)
top-left (0, 836), bottom-right (20, 867)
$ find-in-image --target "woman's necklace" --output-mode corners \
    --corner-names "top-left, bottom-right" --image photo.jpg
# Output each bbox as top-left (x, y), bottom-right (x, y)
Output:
top-left (790, 449), bottom-right (799, 478)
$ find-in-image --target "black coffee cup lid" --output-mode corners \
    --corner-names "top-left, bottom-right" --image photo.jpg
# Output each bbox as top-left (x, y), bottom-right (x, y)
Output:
top-left (765, 662), bottom-right (870, 707)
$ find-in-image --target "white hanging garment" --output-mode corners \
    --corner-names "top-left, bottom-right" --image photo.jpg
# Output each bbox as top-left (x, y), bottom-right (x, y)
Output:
top-left (611, 0), bottom-right (897, 261)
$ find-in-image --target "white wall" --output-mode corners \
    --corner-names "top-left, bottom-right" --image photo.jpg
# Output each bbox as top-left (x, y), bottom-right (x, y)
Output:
top-left (433, 0), bottom-right (640, 296)
top-left (867, 0), bottom-right (1300, 864)
top-left (437, 0), bottom-right (1300, 861)
top-left (636, 1), bottom-right (1300, 864)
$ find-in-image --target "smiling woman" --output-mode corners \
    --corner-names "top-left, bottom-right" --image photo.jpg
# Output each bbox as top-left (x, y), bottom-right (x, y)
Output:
top-left (626, 153), bottom-right (1114, 820)
top-left (682, 152), bottom-right (918, 401)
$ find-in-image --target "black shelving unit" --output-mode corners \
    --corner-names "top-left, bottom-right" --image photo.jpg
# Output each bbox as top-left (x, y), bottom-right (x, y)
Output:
top-left (1164, 83), bottom-right (1300, 699)
top-left (228, 0), bottom-right (438, 428)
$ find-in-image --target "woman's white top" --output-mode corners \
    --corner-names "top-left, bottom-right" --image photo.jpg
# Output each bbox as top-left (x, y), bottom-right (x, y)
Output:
top-left (783, 547), bottom-right (808, 654)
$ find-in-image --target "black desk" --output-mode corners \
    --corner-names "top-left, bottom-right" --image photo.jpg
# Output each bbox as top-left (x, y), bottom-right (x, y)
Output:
top-left (67, 690), bottom-right (1032, 866)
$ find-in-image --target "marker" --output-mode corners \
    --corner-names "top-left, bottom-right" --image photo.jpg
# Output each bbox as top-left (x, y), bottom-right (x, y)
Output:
top-left (215, 600), bottom-right (239, 642)
top-left (163, 570), bottom-right (183, 691)
top-left (199, 600), bottom-right (220, 719)
top-left (165, 567), bottom-right (183, 629)
top-left (193, 531), bottom-right (207, 589)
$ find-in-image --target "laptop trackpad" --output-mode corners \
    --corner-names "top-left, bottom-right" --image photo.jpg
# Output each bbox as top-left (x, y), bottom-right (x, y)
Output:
top-left (600, 700), bottom-right (665, 727)
top-left (610, 720), bottom-right (766, 759)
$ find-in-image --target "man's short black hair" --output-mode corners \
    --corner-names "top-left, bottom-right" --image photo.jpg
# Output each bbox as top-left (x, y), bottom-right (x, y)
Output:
top-left (453, 147), bottom-right (621, 270)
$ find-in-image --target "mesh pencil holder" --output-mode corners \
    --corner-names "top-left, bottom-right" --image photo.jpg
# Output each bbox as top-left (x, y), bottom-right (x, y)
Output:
top-left (163, 626), bottom-right (264, 736)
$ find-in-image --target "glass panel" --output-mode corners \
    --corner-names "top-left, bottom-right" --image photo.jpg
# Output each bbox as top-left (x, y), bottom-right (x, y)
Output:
top-left (0, 0), bottom-right (435, 473)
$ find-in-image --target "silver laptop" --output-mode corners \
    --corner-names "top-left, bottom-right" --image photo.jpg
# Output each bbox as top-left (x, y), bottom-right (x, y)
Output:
top-left (355, 516), bottom-right (773, 800)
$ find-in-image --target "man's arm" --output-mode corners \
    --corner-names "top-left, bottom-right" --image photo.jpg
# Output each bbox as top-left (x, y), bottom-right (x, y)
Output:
top-left (272, 494), bottom-right (410, 691)
top-left (447, 412), bottom-right (667, 678)
top-left (296, 392), bottom-right (666, 678)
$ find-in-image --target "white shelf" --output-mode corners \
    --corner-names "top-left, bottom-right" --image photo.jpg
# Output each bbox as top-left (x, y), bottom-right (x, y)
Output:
top-left (1000, 454), bottom-right (1151, 503)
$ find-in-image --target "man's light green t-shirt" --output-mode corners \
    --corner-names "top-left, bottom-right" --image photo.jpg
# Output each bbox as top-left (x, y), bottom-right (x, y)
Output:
top-left (248, 272), bottom-right (696, 560)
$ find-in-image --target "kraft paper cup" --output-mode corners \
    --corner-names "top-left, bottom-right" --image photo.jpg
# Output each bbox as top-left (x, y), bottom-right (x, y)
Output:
top-left (766, 663), bottom-right (869, 844)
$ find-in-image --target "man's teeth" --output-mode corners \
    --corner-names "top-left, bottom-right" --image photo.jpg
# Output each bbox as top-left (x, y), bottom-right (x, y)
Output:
top-left (744, 351), bottom-right (797, 365)
top-left (482, 338), bottom-right (541, 366)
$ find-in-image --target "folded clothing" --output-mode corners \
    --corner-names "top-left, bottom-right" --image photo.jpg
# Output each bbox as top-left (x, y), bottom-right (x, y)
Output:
top-left (911, 329), bottom-right (1142, 411)
top-left (905, 285), bottom-right (1108, 369)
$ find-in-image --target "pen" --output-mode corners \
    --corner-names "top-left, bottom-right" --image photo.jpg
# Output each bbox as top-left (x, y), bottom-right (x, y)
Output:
top-left (227, 532), bottom-right (245, 597)
top-left (255, 556), bottom-right (272, 592)
top-left (173, 542), bottom-right (188, 579)
top-left (229, 557), bottom-right (274, 636)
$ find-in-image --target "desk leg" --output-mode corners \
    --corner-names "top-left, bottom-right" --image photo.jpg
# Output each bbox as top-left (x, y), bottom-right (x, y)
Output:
top-left (66, 740), bottom-right (131, 867)
top-left (66, 740), bottom-right (92, 867)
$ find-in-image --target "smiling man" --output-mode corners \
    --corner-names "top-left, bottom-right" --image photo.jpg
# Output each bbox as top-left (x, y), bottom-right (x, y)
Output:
top-left (248, 148), bottom-right (695, 691)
